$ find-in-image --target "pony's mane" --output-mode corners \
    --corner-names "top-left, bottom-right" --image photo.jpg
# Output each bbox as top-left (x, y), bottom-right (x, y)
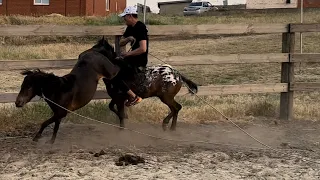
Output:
top-left (20, 69), bottom-right (76, 92)
top-left (20, 69), bottom-right (55, 76)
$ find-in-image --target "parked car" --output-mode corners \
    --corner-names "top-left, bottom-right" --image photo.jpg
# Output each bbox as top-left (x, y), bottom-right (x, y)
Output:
top-left (183, 1), bottom-right (218, 16)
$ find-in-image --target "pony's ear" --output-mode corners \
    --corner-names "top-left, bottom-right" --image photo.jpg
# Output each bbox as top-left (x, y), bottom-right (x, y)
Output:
top-left (102, 36), bottom-right (105, 41)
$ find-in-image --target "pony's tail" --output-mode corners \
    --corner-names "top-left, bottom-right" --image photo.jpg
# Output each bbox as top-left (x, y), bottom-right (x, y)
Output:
top-left (180, 74), bottom-right (198, 94)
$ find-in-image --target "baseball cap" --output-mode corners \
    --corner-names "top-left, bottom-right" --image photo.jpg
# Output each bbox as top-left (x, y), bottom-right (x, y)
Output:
top-left (118, 6), bottom-right (138, 17)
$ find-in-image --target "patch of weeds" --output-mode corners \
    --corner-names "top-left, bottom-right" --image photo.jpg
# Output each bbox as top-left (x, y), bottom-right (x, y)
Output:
top-left (246, 100), bottom-right (277, 117)
top-left (5, 16), bottom-right (29, 25)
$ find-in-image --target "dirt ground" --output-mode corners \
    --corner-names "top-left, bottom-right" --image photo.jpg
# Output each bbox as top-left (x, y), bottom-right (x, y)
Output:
top-left (1, 119), bottom-right (320, 180)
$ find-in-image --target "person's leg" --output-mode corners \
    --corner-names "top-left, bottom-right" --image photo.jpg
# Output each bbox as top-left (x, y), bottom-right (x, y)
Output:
top-left (112, 62), bottom-right (142, 106)
top-left (123, 65), bottom-right (142, 106)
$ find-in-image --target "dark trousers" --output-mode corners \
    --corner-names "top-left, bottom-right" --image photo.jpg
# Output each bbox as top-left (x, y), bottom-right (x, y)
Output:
top-left (111, 59), bottom-right (137, 93)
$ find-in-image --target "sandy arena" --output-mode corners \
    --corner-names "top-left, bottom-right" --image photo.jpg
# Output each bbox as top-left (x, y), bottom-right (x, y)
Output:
top-left (1, 119), bottom-right (320, 179)
top-left (1, 31), bottom-right (320, 179)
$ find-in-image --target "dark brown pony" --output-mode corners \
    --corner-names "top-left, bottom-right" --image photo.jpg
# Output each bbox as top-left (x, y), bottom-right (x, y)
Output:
top-left (95, 37), bottom-right (199, 131)
top-left (15, 38), bottom-right (120, 144)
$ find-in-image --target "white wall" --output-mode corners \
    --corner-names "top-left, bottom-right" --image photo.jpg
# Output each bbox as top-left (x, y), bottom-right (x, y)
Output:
top-left (127, 0), bottom-right (160, 13)
top-left (127, 0), bottom-right (246, 14)
top-left (208, 0), bottom-right (246, 6)
top-left (246, 0), bottom-right (298, 9)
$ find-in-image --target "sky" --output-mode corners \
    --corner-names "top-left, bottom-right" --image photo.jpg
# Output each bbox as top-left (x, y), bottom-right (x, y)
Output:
top-left (127, 0), bottom-right (247, 14)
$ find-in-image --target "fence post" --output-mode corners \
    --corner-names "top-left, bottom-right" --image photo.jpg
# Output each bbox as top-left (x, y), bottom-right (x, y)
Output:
top-left (114, 35), bottom-right (126, 56)
top-left (280, 24), bottom-right (295, 120)
top-left (115, 35), bottom-right (121, 56)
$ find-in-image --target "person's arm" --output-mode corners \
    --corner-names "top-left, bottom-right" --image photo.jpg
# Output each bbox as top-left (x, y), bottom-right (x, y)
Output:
top-left (123, 40), bottom-right (146, 57)
top-left (121, 24), bottom-right (148, 58)
top-left (119, 27), bottom-right (135, 47)
top-left (119, 36), bottom-right (135, 46)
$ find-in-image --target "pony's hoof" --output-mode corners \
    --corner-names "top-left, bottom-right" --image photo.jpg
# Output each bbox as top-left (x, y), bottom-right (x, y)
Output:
top-left (45, 139), bottom-right (55, 144)
top-left (32, 135), bottom-right (41, 142)
top-left (170, 127), bottom-right (176, 131)
top-left (162, 124), bottom-right (168, 131)
top-left (119, 124), bottom-right (125, 130)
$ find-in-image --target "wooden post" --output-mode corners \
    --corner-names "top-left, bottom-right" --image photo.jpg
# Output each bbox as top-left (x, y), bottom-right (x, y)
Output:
top-left (115, 35), bottom-right (121, 56)
top-left (280, 28), bottom-right (295, 120)
top-left (114, 35), bottom-right (126, 56)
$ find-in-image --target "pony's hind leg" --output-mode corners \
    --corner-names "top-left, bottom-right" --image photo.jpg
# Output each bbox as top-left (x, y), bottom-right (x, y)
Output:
top-left (159, 96), bottom-right (176, 131)
top-left (162, 112), bottom-right (174, 131)
top-left (170, 100), bottom-right (182, 131)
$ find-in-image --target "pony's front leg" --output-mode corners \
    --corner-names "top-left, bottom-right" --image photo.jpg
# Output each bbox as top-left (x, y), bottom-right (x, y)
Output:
top-left (116, 102), bottom-right (126, 129)
top-left (108, 99), bottom-right (119, 116)
top-left (47, 118), bottom-right (62, 144)
top-left (47, 111), bottom-right (67, 144)
top-left (33, 115), bottom-right (57, 142)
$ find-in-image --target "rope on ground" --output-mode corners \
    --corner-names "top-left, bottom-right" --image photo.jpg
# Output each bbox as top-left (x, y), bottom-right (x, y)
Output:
top-left (0, 135), bottom-right (30, 140)
top-left (40, 94), bottom-right (320, 165)
top-left (36, 95), bottom-right (267, 152)
top-left (2, 50), bottom-right (318, 164)
top-left (29, 94), bottom-right (316, 155)
top-left (148, 53), bottom-right (320, 165)
top-left (149, 53), bottom-right (274, 150)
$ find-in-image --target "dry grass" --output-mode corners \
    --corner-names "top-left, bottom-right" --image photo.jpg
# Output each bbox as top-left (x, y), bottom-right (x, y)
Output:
top-left (2, 91), bottom-right (320, 135)
top-left (1, 11), bottom-right (320, 133)
top-left (1, 9), bottom-right (320, 26)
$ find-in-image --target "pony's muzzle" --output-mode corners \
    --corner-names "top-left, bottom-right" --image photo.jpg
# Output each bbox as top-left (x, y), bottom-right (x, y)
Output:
top-left (15, 98), bottom-right (25, 107)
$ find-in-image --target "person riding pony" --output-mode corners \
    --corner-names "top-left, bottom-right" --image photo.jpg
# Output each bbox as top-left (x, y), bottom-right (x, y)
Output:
top-left (110, 6), bottom-right (149, 107)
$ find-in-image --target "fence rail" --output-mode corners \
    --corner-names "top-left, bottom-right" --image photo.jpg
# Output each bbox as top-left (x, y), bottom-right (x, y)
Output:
top-left (2, 53), bottom-right (320, 71)
top-left (0, 23), bottom-right (288, 36)
top-left (0, 83), bottom-right (288, 103)
top-left (0, 53), bottom-right (290, 71)
top-left (0, 23), bottom-right (320, 121)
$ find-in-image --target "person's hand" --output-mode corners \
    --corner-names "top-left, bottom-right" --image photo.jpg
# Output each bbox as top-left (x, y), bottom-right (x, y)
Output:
top-left (127, 36), bottom-right (135, 43)
top-left (115, 56), bottom-right (124, 61)
top-left (120, 52), bottom-right (130, 58)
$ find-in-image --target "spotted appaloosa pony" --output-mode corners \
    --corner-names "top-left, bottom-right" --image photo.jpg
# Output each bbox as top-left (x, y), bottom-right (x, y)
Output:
top-left (93, 37), bottom-right (199, 131)
top-left (15, 39), bottom-right (120, 144)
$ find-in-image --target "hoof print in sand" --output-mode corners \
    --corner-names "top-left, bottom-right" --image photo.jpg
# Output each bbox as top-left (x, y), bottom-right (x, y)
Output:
top-left (115, 154), bottom-right (145, 166)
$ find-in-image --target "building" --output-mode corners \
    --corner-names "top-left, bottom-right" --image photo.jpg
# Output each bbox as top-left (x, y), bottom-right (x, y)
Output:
top-left (158, 0), bottom-right (192, 15)
top-left (298, 0), bottom-right (320, 8)
top-left (210, 0), bottom-right (246, 6)
top-left (247, 0), bottom-right (297, 9)
top-left (136, 3), bottom-right (151, 13)
top-left (246, 0), bottom-right (320, 9)
top-left (0, 0), bottom-right (126, 16)
top-left (106, 0), bottom-right (127, 16)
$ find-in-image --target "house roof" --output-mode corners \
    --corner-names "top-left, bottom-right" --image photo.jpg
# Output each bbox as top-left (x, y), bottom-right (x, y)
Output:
top-left (158, 0), bottom-right (193, 8)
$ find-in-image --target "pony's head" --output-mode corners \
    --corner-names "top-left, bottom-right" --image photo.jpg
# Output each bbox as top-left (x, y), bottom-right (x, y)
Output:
top-left (15, 69), bottom-right (52, 107)
top-left (92, 36), bottom-right (117, 62)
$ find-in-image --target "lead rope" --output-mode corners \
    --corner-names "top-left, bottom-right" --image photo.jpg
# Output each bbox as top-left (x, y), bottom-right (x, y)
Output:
top-left (147, 53), bottom-right (274, 149)
top-left (146, 53), bottom-right (320, 165)
top-left (38, 92), bottom-right (268, 151)
top-left (114, 39), bottom-right (320, 164)
top-left (122, 39), bottom-right (298, 150)
top-left (38, 73), bottom-right (320, 165)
